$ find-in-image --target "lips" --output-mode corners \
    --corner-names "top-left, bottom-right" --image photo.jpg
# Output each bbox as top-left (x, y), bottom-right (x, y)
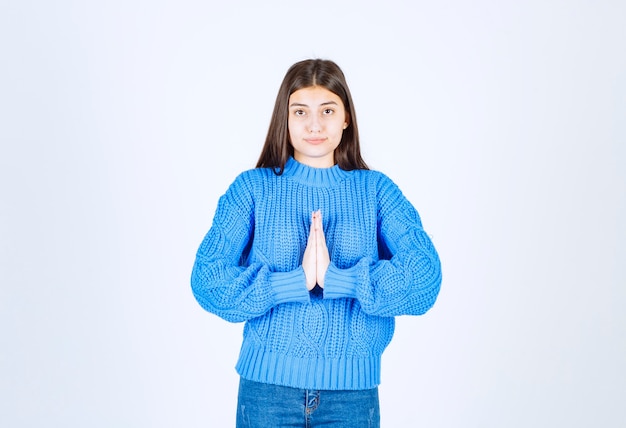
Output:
top-left (304, 138), bottom-right (327, 145)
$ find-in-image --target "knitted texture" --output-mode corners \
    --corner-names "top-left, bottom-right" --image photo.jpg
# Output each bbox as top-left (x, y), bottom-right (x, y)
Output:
top-left (191, 157), bottom-right (442, 390)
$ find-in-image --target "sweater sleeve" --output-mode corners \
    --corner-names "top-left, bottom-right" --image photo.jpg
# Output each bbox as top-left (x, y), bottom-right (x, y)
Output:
top-left (191, 173), bottom-right (310, 323)
top-left (323, 175), bottom-right (442, 317)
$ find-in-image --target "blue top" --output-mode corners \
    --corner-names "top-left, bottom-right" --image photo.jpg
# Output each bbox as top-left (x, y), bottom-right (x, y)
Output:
top-left (191, 157), bottom-right (442, 390)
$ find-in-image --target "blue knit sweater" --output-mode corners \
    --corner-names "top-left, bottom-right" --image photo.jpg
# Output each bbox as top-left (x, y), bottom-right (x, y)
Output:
top-left (191, 157), bottom-right (441, 390)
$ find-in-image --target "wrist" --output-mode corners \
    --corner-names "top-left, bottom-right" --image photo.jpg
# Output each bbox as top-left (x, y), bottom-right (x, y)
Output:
top-left (322, 263), bottom-right (358, 299)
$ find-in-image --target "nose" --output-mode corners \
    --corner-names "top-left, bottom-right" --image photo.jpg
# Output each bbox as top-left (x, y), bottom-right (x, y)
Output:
top-left (308, 115), bottom-right (321, 133)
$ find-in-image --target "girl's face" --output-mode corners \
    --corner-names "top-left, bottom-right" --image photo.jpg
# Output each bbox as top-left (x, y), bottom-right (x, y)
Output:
top-left (287, 86), bottom-right (348, 168)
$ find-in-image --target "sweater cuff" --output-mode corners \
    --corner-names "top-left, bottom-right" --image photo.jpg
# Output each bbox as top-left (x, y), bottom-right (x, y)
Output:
top-left (323, 263), bottom-right (358, 299)
top-left (269, 269), bottom-right (310, 304)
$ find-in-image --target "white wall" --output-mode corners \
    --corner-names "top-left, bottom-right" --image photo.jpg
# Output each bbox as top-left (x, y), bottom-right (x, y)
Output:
top-left (1, 1), bottom-right (624, 426)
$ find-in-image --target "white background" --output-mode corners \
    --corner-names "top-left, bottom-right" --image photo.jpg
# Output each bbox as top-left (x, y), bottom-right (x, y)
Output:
top-left (1, 1), bottom-right (624, 426)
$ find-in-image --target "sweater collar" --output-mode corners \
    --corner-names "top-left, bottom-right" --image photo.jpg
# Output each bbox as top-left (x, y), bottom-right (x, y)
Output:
top-left (281, 157), bottom-right (351, 187)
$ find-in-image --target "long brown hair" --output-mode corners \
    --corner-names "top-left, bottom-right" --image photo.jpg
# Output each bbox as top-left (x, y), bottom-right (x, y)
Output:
top-left (256, 59), bottom-right (368, 173)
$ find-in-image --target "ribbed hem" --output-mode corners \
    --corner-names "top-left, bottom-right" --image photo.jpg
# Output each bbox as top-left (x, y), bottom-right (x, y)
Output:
top-left (282, 157), bottom-right (352, 187)
top-left (270, 269), bottom-right (310, 304)
top-left (323, 263), bottom-right (359, 300)
top-left (235, 341), bottom-right (381, 390)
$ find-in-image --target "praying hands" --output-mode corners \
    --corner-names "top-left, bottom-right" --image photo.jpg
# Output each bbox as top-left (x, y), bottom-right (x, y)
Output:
top-left (302, 210), bottom-right (330, 290)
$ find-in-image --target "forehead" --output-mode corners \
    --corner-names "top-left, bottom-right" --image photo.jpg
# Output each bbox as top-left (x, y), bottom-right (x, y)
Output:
top-left (289, 86), bottom-right (343, 106)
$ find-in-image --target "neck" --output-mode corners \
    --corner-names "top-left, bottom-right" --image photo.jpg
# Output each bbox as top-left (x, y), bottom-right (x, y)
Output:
top-left (293, 154), bottom-right (335, 168)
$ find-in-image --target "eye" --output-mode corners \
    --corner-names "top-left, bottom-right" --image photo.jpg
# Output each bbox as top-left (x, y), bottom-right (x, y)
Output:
top-left (293, 109), bottom-right (306, 116)
top-left (323, 108), bottom-right (334, 115)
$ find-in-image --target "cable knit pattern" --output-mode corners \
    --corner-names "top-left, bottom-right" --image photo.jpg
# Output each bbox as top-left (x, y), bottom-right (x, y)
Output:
top-left (191, 157), bottom-right (442, 390)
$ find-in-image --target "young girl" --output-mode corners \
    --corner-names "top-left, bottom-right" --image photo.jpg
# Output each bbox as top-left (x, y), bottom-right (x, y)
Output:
top-left (191, 59), bottom-right (442, 427)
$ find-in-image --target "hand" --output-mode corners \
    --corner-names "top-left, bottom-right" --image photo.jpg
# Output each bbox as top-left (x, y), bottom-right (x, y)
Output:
top-left (314, 211), bottom-right (330, 288)
top-left (302, 210), bottom-right (330, 290)
top-left (302, 213), bottom-right (317, 291)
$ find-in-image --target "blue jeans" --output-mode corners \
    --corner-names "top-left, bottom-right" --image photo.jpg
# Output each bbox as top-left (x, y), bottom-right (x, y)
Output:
top-left (236, 377), bottom-right (380, 428)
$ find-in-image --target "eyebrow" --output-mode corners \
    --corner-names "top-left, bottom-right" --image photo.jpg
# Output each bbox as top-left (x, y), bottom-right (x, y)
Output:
top-left (289, 101), bottom-right (339, 108)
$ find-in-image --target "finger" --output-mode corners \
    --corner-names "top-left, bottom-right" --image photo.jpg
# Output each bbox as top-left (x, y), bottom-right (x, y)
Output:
top-left (315, 211), bottom-right (330, 288)
top-left (315, 213), bottom-right (326, 246)
top-left (302, 212), bottom-right (317, 290)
